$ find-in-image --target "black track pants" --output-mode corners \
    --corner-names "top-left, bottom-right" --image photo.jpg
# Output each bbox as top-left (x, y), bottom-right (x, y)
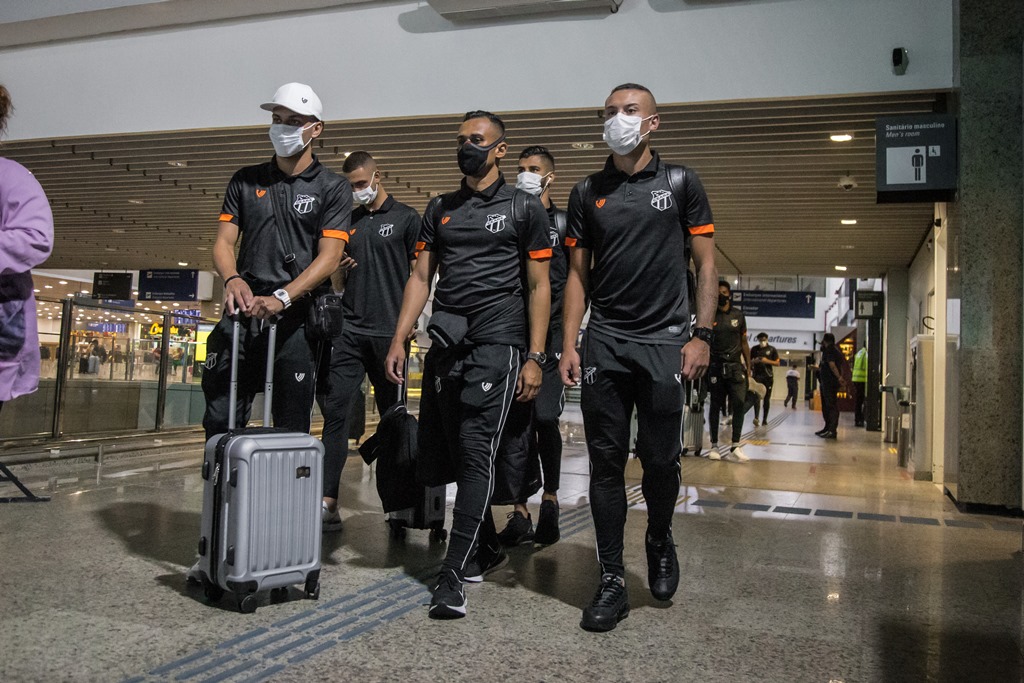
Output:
top-left (708, 363), bottom-right (747, 444)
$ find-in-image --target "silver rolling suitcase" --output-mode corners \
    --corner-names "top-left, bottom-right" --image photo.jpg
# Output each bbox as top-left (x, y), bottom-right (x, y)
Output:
top-left (197, 318), bottom-right (323, 613)
top-left (681, 378), bottom-right (705, 457)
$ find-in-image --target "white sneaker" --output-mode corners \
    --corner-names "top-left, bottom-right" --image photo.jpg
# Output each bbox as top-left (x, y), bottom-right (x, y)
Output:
top-left (752, 418), bottom-right (760, 426)
top-left (728, 446), bottom-right (750, 463)
top-left (322, 501), bottom-right (343, 532)
top-left (708, 445), bottom-right (722, 461)
top-left (722, 416), bottom-right (732, 426)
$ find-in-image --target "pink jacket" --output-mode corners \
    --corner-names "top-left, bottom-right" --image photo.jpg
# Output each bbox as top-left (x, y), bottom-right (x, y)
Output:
top-left (0, 157), bottom-right (54, 402)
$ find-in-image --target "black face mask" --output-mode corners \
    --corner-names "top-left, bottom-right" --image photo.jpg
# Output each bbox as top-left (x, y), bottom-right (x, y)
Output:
top-left (718, 294), bottom-right (730, 307)
top-left (457, 136), bottom-right (504, 177)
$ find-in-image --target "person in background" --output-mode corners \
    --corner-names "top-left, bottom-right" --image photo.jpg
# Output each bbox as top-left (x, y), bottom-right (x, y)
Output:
top-left (749, 331), bottom-right (779, 426)
top-left (707, 281), bottom-right (750, 462)
top-left (812, 333), bottom-right (849, 439)
top-left (0, 84), bottom-right (55, 413)
top-left (852, 344), bottom-right (868, 427)
top-left (783, 364), bottom-right (800, 409)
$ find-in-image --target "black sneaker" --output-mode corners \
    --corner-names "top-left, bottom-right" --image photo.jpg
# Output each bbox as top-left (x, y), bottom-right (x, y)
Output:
top-left (463, 543), bottom-right (509, 583)
top-left (580, 574), bottom-right (630, 632)
top-left (646, 534), bottom-right (679, 601)
top-left (428, 568), bottom-right (466, 619)
top-left (496, 511), bottom-right (534, 546)
top-left (533, 500), bottom-right (560, 546)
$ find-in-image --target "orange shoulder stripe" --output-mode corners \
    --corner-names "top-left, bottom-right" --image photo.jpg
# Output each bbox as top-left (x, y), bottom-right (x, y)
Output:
top-left (529, 248), bottom-right (553, 260)
top-left (689, 223), bottom-right (714, 235)
top-left (219, 213), bottom-right (235, 222)
top-left (322, 229), bottom-right (349, 242)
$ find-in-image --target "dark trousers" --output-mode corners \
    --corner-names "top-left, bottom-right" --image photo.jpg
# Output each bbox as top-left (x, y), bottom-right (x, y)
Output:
top-left (784, 377), bottom-right (799, 406)
top-left (419, 344), bottom-right (521, 577)
top-left (201, 313), bottom-right (318, 440)
top-left (821, 383), bottom-right (840, 432)
top-left (708, 362), bottom-right (747, 444)
top-left (532, 355), bottom-right (565, 496)
top-left (853, 381), bottom-right (866, 426)
top-left (320, 329), bottom-right (400, 500)
top-left (580, 331), bottom-right (683, 578)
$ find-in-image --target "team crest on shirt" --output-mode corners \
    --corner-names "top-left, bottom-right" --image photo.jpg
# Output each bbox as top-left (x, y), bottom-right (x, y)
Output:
top-left (583, 366), bottom-right (597, 385)
top-left (434, 377), bottom-right (442, 393)
top-left (293, 194), bottom-right (316, 214)
top-left (379, 224), bottom-right (394, 237)
top-left (204, 353), bottom-right (217, 370)
top-left (731, 319), bottom-right (739, 328)
top-left (549, 230), bottom-right (560, 247)
top-left (485, 214), bottom-right (507, 233)
top-left (651, 189), bottom-right (673, 211)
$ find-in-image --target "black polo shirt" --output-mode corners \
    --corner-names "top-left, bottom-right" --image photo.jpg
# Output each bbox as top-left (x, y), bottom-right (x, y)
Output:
top-left (418, 174), bottom-right (551, 346)
top-left (343, 195), bottom-right (420, 337)
top-left (547, 204), bottom-right (569, 353)
top-left (711, 305), bottom-right (747, 364)
top-left (819, 345), bottom-right (845, 388)
top-left (751, 343), bottom-right (779, 382)
top-left (219, 156), bottom-right (351, 296)
top-left (566, 151), bottom-right (714, 344)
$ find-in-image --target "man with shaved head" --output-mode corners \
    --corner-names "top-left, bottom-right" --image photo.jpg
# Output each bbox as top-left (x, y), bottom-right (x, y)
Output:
top-left (386, 111), bottom-right (551, 619)
top-left (318, 151), bottom-right (421, 532)
top-left (560, 83), bottom-right (719, 631)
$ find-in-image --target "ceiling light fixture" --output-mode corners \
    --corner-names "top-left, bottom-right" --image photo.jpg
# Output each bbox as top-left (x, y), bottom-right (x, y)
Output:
top-left (44, 285), bottom-right (53, 289)
top-left (105, 247), bottom-right (117, 252)
top-left (840, 219), bottom-right (857, 225)
top-left (127, 199), bottom-right (145, 205)
top-left (112, 228), bottom-right (125, 233)
top-left (830, 133), bottom-right (853, 142)
top-left (571, 142), bottom-right (595, 150)
top-left (178, 262), bottom-right (189, 267)
top-left (58, 280), bottom-right (68, 284)
top-left (834, 265), bottom-right (848, 271)
top-left (167, 160), bottom-right (189, 167)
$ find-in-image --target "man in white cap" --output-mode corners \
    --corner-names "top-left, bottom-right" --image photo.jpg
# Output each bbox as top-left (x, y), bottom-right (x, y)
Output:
top-left (200, 82), bottom-right (350, 446)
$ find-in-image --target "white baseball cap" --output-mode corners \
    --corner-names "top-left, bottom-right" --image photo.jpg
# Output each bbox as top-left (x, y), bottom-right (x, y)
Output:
top-left (260, 82), bottom-right (323, 120)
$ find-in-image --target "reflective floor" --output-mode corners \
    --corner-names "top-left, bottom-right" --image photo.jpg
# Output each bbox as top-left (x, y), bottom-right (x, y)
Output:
top-left (1, 402), bottom-right (1021, 682)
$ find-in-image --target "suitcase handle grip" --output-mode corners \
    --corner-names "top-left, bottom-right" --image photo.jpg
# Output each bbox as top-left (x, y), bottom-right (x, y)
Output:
top-left (228, 314), bottom-right (278, 430)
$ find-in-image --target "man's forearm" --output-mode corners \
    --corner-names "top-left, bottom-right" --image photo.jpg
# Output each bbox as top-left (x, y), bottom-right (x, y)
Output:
top-left (695, 259), bottom-right (718, 329)
top-left (527, 279), bottom-right (550, 353)
top-left (392, 278), bottom-right (430, 344)
top-left (285, 249), bottom-right (342, 300)
top-left (562, 278), bottom-right (587, 353)
top-left (213, 243), bottom-right (238, 281)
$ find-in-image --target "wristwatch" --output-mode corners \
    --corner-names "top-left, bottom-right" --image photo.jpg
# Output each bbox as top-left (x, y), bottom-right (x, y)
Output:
top-left (526, 351), bottom-right (547, 365)
top-left (272, 288), bottom-right (292, 310)
top-left (692, 327), bottom-right (714, 345)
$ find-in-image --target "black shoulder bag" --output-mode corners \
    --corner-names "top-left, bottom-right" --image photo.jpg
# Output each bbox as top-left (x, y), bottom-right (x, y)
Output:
top-left (267, 189), bottom-right (344, 340)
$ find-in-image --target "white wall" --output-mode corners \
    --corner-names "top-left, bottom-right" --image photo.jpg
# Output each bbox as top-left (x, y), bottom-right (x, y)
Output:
top-left (0, 0), bottom-right (955, 140)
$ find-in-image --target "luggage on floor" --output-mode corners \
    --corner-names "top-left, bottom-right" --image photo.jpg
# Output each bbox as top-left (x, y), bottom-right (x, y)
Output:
top-left (682, 378), bottom-right (705, 457)
top-left (196, 318), bottom-right (323, 613)
top-left (362, 355), bottom-right (447, 541)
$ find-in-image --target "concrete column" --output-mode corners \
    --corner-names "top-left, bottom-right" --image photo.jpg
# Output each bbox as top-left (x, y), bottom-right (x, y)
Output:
top-left (948, 0), bottom-right (1024, 508)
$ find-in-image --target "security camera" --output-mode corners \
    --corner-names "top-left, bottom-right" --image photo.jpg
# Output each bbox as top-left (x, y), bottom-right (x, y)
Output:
top-left (892, 47), bottom-right (909, 75)
top-left (838, 175), bottom-right (858, 191)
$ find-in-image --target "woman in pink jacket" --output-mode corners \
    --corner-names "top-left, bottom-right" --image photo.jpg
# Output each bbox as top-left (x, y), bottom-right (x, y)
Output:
top-left (0, 85), bottom-right (54, 409)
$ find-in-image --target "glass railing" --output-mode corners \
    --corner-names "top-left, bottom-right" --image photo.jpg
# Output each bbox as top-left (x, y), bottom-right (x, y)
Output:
top-left (1, 298), bottom-right (416, 442)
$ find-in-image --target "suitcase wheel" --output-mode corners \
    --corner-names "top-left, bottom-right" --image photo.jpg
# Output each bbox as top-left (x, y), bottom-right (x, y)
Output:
top-left (305, 578), bottom-right (320, 600)
top-left (387, 519), bottom-right (407, 540)
top-left (238, 593), bottom-right (258, 614)
top-left (202, 579), bottom-right (224, 604)
top-left (430, 527), bottom-right (447, 543)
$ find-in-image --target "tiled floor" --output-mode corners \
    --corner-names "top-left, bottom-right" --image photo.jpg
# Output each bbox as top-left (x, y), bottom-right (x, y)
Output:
top-left (1, 401), bottom-right (1021, 682)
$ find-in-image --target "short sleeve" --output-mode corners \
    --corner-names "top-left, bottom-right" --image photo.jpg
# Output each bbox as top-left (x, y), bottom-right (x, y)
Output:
top-left (402, 207), bottom-right (421, 260)
top-left (319, 176), bottom-right (352, 242)
top-left (418, 196), bottom-right (444, 253)
top-left (521, 193), bottom-right (552, 260)
top-left (683, 168), bottom-right (714, 236)
top-left (219, 170), bottom-right (244, 224)
top-left (565, 182), bottom-right (588, 248)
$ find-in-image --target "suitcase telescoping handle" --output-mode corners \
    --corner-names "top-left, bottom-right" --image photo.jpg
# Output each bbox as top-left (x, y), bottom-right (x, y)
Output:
top-left (227, 315), bottom-right (277, 430)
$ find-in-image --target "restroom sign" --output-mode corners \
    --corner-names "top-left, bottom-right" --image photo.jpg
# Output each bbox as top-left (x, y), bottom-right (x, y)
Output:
top-left (876, 115), bottom-right (957, 203)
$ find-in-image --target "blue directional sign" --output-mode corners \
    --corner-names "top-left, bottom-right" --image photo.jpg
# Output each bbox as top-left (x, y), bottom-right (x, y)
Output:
top-left (138, 269), bottom-right (198, 301)
top-left (732, 290), bottom-right (815, 318)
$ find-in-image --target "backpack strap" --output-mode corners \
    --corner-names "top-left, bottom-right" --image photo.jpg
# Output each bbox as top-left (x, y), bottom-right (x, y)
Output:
top-left (665, 164), bottom-right (698, 314)
top-left (510, 188), bottom-right (530, 233)
top-left (553, 209), bottom-right (567, 243)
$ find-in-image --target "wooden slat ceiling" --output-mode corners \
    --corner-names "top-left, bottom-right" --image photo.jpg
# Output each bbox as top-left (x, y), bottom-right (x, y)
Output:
top-left (4, 90), bottom-right (943, 278)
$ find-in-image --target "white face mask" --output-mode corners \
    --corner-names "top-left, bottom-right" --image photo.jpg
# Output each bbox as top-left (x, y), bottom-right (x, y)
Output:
top-left (352, 175), bottom-right (379, 206)
top-left (603, 112), bottom-right (654, 156)
top-left (269, 122), bottom-right (315, 158)
top-left (516, 171), bottom-right (551, 197)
